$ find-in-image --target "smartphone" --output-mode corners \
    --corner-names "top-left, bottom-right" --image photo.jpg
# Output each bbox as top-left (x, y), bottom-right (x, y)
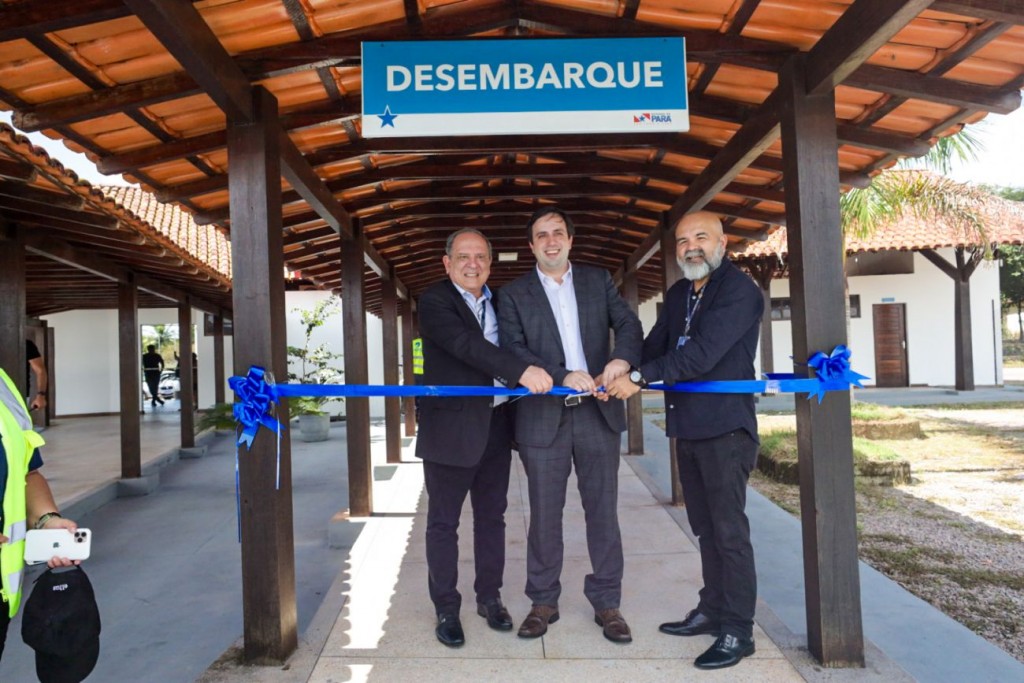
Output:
top-left (23, 528), bottom-right (92, 565)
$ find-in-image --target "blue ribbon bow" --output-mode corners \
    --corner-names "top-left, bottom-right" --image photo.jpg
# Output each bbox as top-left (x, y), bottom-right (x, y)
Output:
top-left (805, 345), bottom-right (869, 403)
top-left (228, 366), bottom-right (285, 448)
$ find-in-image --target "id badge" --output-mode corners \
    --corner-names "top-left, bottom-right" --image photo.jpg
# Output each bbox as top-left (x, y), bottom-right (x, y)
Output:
top-left (676, 335), bottom-right (689, 349)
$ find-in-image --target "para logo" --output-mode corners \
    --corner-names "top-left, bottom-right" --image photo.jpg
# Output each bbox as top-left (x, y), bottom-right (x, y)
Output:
top-left (633, 112), bottom-right (673, 124)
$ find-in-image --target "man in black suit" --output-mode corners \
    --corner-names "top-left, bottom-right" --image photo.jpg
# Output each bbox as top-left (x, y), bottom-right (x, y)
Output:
top-left (416, 228), bottom-right (553, 648)
top-left (498, 207), bottom-right (643, 643)
top-left (606, 211), bottom-right (763, 670)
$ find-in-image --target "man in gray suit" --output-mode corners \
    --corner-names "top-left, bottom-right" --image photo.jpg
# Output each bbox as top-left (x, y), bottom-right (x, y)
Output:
top-left (498, 206), bottom-right (643, 643)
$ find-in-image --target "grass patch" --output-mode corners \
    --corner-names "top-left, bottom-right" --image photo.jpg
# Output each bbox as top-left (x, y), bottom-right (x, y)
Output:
top-left (850, 403), bottom-right (905, 421)
top-left (758, 430), bottom-right (901, 464)
top-left (642, 406), bottom-right (665, 414)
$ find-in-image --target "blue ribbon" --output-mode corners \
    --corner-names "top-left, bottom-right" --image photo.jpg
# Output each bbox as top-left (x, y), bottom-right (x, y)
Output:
top-left (228, 366), bottom-right (285, 448)
top-left (229, 346), bottom-right (868, 448)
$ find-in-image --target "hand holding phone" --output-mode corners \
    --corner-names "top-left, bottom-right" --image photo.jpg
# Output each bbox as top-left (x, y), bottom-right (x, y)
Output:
top-left (24, 528), bottom-right (92, 565)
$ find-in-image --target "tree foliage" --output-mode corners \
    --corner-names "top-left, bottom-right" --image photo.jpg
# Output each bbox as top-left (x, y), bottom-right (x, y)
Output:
top-left (286, 297), bottom-right (344, 415)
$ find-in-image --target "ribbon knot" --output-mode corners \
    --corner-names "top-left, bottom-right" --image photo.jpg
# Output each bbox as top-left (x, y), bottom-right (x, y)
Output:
top-left (806, 345), bottom-right (868, 403)
top-left (228, 366), bottom-right (284, 448)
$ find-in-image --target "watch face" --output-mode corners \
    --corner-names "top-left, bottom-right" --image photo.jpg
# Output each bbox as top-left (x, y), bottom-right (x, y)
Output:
top-left (629, 370), bottom-right (642, 383)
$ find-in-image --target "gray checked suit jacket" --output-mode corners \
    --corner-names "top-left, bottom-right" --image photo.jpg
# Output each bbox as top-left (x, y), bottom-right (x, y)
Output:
top-left (497, 263), bottom-right (643, 448)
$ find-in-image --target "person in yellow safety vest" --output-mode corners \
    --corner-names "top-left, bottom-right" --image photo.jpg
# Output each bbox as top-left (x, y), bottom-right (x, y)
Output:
top-left (0, 367), bottom-right (80, 662)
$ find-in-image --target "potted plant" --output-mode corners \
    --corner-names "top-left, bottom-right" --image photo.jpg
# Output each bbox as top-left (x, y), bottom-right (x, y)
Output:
top-left (288, 297), bottom-right (344, 442)
top-left (197, 402), bottom-right (236, 435)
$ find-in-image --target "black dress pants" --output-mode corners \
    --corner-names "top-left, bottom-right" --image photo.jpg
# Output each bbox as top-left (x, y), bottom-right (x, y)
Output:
top-left (675, 430), bottom-right (758, 639)
top-left (423, 406), bottom-right (512, 615)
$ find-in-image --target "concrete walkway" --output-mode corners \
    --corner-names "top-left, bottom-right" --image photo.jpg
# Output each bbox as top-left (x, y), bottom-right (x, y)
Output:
top-left (1, 387), bottom-right (1022, 682)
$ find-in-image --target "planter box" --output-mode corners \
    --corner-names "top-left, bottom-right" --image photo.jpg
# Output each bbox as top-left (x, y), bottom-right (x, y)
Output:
top-left (298, 414), bottom-right (331, 442)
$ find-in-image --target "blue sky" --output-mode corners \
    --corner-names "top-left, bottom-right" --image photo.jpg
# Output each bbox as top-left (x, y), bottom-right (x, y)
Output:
top-left (3, 105), bottom-right (1024, 189)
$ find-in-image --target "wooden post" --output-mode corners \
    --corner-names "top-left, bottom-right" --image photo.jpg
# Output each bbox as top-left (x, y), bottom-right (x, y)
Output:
top-left (402, 306), bottom-right (417, 437)
top-left (779, 54), bottom-right (864, 667)
top-left (382, 279), bottom-right (402, 463)
top-left (227, 86), bottom-right (297, 663)
top-left (213, 312), bottom-right (226, 404)
top-left (661, 221), bottom-right (685, 506)
top-left (0, 228), bottom-right (27, 396)
top-left (342, 220), bottom-right (373, 516)
top-left (118, 278), bottom-right (142, 479)
top-left (920, 247), bottom-right (980, 391)
top-left (621, 270), bottom-right (643, 455)
top-left (178, 299), bottom-right (195, 447)
top-left (749, 259), bottom-right (776, 374)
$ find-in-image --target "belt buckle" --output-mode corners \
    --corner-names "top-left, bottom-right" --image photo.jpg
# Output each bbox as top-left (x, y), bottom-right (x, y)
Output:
top-left (563, 394), bottom-right (582, 407)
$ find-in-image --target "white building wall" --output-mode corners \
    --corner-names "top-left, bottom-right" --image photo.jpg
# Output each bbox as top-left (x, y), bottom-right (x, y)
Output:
top-left (42, 307), bottom-right (237, 415)
top-left (284, 290), bottom-right (386, 418)
top-left (636, 247), bottom-right (1003, 387)
top-left (43, 294), bottom-right (387, 417)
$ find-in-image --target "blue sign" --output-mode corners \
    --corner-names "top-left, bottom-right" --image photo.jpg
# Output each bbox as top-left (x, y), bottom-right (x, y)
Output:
top-left (361, 37), bottom-right (688, 138)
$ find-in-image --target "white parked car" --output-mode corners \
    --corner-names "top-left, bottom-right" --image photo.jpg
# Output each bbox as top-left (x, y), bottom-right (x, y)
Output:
top-left (158, 370), bottom-right (180, 400)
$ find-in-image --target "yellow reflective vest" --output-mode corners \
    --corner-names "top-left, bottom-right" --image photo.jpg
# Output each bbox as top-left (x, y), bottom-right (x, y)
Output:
top-left (0, 368), bottom-right (42, 617)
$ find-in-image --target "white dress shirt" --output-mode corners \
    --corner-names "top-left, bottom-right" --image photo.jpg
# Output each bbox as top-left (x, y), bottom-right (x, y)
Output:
top-left (536, 263), bottom-right (588, 373)
top-left (452, 282), bottom-right (505, 403)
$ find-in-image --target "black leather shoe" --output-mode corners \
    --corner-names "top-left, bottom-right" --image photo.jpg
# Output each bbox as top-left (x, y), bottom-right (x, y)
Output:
top-left (435, 613), bottom-right (465, 648)
top-left (477, 599), bottom-right (513, 631)
top-left (694, 634), bottom-right (755, 669)
top-left (659, 609), bottom-right (721, 637)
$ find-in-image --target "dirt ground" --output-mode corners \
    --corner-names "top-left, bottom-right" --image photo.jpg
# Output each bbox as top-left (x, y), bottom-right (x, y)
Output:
top-left (750, 406), bottom-right (1024, 663)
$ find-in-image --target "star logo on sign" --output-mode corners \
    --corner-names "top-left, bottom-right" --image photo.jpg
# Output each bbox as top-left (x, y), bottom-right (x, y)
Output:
top-left (378, 106), bottom-right (397, 128)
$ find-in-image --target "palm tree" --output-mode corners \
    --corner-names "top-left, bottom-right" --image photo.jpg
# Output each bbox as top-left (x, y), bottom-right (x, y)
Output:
top-left (838, 128), bottom-right (991, 390)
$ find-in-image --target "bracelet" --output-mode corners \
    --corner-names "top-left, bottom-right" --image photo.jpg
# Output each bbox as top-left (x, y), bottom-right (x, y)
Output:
top-left (34, 512), bottom-right (62, 530)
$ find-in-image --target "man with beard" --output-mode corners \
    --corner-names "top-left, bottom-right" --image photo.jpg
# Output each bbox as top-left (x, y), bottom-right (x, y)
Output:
top-left (605, 211), bottom-right (763, 670)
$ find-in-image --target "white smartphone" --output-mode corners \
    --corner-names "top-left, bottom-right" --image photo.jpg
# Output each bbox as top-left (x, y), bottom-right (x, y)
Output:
top-left (23, 528), bottom-right (92, 565)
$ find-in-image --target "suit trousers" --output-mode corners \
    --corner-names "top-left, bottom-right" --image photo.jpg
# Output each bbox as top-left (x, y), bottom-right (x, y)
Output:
top-left (675, 430), bottom-right (758, 639)
top-left (519, 399), bottom-right (623, 611)
top-left (423, 405), bottom-right (512, 614)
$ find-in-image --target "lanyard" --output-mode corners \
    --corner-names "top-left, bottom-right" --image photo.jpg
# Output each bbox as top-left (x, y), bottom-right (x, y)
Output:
top-left (684, 282), bottom-right (706, 338)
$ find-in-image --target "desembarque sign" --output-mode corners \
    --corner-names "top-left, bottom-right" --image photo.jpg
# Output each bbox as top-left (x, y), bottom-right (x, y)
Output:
top-left (361, 37), bottom-right (687, 138)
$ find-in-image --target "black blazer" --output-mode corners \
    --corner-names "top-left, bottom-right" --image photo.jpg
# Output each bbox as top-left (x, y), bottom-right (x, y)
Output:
top-left (498, 263), bottom-right (643, 448)
top-left (639, 258), bottom-right (763, 441)
top-left (414, 280), bottom-right (530, 467)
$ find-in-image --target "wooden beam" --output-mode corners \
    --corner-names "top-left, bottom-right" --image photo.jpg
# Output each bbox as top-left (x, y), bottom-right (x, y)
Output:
top-left (342, 223), bottom-right (373, 517)
top-left (931, 0), bottom-right (1024, 23)
top-left (402, 308), bottom-right (417, 437)
top-left (0, 196), bottom-right (120, 230)
top-left (659, 220), bottom-right (685, 507)
top-left (14, 72), bottom-right (199, 133)
top-left (213, 313), bottom-right (226, 405)
top-left (0, 230), bottom-right (27, 395)
top-left (227, 86), bottom-right (297, 662)
top-left (118, 277), bottom-right (142, 478)
top-left (805, 0), bottom-right (936, 95)
top-left (178, 299), bottom-right (196, 444)
top-left (0, 180), bottom-right (85, 210)
top-left (621, 270), bottom-right (643, 455)
top-left (0, 156), bottom-right (35, 181)
top-left (920, 247), bottom-right (982, 390)
top-left (279, 131), bottom-right (353, 239)
top-left (779, 55), bottom-right (864, 667)
top-left (666, 93), bottom-right (782, 227)
top-left (846, 65), bottom-right (1021, 114)
top-left (20, 234), bottom-right (228, 314)
top-left (0, 0), bottom-right (131, 42)
top-left (381, 279), bottom-right (402, 464)
top-left (124, 0), bottom-right (254, 122)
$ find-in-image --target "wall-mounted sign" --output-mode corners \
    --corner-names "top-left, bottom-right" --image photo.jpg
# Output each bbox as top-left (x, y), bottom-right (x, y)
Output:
top-left (881, 297), bottom-right (896, 303)
top-left (362, 37), bottom-right (688, 138)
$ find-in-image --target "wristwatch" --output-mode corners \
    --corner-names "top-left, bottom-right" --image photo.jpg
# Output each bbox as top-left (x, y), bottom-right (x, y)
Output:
top-left (628, 369), bottom-right (648, 388)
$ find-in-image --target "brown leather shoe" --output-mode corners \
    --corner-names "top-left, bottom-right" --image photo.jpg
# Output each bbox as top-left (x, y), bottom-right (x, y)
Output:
top-left (595, 608), bottom-right (633, 644)
top-left (517, 605), bottom-right (559, 639)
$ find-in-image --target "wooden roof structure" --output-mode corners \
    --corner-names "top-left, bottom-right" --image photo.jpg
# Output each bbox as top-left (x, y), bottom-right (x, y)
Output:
top-left (1, 0), bottom-right (1022, 312)
top-left (0, 122), bottom-right (233, 316)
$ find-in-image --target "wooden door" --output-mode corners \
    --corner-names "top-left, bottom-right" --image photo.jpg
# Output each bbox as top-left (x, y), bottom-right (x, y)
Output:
top-left (873, 303), bottom-right (908, 387)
